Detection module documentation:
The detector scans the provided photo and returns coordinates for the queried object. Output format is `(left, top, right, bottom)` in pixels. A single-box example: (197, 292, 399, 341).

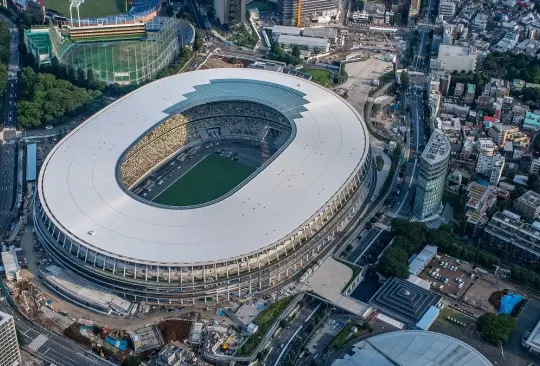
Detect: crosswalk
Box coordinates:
(27, 334, 48, 351)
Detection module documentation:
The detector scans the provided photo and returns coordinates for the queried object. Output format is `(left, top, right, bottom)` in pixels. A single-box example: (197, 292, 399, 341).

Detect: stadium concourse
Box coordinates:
(34, 69, 374, 311)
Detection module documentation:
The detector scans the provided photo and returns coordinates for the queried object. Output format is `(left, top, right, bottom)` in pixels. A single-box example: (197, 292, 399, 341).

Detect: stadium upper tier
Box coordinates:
(35, 69, 372, 304)
(120, 101, 293, 187)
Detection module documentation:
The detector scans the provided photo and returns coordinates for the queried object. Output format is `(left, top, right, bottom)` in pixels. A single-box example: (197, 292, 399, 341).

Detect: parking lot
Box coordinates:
(420, 255, 475, 298)
(419, 255, 528, 316)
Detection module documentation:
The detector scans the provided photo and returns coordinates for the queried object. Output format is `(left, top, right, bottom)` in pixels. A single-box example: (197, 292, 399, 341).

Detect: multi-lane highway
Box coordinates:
(0, 14, 20, 238)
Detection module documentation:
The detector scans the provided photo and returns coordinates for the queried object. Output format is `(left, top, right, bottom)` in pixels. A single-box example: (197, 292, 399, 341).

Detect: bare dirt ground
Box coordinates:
(200, 56, 244, 69)
(160, 320, 192, 342)
(337, 58, 393, 115)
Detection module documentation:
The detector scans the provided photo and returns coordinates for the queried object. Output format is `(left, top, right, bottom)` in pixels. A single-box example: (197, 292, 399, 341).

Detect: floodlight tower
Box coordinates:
(69, 0, 85, 26)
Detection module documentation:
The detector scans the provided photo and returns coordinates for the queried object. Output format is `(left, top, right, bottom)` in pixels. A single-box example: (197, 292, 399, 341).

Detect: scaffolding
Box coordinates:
(50, 17, 181, 84)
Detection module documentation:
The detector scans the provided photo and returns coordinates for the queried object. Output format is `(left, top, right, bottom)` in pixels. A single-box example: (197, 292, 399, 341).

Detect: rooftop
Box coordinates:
(332, 331, 492, 366)
(278, 34, 330, 47)
(1, 249, 19, 277)
(517, 190, 540, 207)
(438, 44, 474, 57)
(421, 129, 451, 165)
(38, 69, 369, 265)
(302, 27, 337, 39)
(270, 25, 302, 36)
(369, 277, 441, 325)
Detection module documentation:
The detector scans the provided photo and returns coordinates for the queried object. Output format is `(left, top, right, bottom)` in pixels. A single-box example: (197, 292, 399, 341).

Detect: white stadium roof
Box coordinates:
(333, 331, 492, 366)
(38, 68, 369, 265)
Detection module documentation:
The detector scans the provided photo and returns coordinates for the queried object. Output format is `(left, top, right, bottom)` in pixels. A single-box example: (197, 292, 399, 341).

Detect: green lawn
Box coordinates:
(303, 69, 333, 86)
(44, 0, 125, 18)
(153, 153, 255, 206)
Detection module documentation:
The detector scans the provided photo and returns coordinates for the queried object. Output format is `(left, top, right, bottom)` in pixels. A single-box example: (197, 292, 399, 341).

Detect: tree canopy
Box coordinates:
(121, 356, 141, 366)
(477, 313, 516, 345)
(377, 219, 499, 278)
(16, 67, 102, 129)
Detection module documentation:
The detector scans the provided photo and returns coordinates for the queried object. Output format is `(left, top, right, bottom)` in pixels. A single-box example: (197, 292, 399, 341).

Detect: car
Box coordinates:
(45, 125, 53, 130)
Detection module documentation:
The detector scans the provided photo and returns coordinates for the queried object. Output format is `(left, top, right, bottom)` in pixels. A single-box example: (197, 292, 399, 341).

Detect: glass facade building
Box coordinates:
(413, 130, 451, 220)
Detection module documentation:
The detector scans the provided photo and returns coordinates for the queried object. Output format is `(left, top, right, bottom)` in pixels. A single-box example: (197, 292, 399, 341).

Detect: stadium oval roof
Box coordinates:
(333, 331, 492, 366)
(38, 68, 370, 265)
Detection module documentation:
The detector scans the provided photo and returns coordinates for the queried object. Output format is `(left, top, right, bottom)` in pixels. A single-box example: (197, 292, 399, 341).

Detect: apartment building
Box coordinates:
(464, 182, 498, 237)
(488, 124, 520, 147)
(475, 138, 496, 175)
(490, 154, 505, 186)
(0, 311, 21, 366)
(483, 210, 540, 265)
(514, 190, 540, 220)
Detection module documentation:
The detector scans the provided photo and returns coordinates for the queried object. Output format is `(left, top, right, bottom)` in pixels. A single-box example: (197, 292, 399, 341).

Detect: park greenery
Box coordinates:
(269, 41, 302, 66)
(476, 313, 516, 345)
(377, 219, 500, 278)
(303, 68, 333, 86)
(236, 296, 294, 356)
(16, 67, 102, 128)
(483, 52, 540, 83)
(510, 266, 540, 291)
(121, 355, 141, 366)
(229, 24, 258, 48)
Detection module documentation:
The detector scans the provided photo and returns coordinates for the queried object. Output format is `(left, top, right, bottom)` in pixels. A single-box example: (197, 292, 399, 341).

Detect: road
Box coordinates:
(0, 13, 19, 238)
(0, 299, 114, 366)
(264, 300, 320, 366)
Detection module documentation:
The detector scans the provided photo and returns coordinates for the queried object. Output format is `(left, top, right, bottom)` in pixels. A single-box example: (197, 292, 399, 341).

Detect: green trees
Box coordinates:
(377, 219, 500, 278)
(477, 313, 516, 345)
(510, 266, 540, 290)
(269, 42, 302, 66)
(377, 246, 409, 278)
(121, 356, 141, 366)
(16, 67, 102, 128)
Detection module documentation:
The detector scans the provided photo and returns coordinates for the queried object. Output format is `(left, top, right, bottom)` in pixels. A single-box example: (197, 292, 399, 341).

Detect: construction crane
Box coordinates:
(222, 335, 233, 350)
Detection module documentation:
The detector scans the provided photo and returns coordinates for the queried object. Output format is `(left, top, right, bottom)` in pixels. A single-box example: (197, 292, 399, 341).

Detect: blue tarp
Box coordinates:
(498, 293, 523, 314)
(105, 336, 128, 351)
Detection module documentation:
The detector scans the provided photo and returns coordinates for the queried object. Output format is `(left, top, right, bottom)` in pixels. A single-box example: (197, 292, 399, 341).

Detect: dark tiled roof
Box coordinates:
(369, 277, 441, 325)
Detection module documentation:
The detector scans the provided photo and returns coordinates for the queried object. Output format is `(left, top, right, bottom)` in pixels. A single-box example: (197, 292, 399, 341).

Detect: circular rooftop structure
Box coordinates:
(34, 68, 373, 304)
(332, 331, 492, 366)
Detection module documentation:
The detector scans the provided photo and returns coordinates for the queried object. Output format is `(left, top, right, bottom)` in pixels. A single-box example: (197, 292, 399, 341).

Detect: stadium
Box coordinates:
(25, 0, 195, 84)
(34, 69, 374, 306)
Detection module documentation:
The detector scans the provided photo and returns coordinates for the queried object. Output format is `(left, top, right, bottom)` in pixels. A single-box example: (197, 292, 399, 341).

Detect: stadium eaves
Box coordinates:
(34, 69, 374, 305)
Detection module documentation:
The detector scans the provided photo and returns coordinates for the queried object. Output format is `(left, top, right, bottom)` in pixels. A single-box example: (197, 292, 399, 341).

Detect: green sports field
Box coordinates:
(153, 154, 256, 206)
(44, 0, 127, 18)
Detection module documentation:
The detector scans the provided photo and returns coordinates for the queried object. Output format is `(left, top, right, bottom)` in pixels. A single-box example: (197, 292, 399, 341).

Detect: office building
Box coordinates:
(214, 0, 246, 25)
(0, 311, 21, 366)
(414, 130, 451, 220)
(514, 190, 540, 220)
(483, 210, 540, 265)
(437, 45, 477, 72)
(489, 154, 505, 186)
(280, 0, 340, 26)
